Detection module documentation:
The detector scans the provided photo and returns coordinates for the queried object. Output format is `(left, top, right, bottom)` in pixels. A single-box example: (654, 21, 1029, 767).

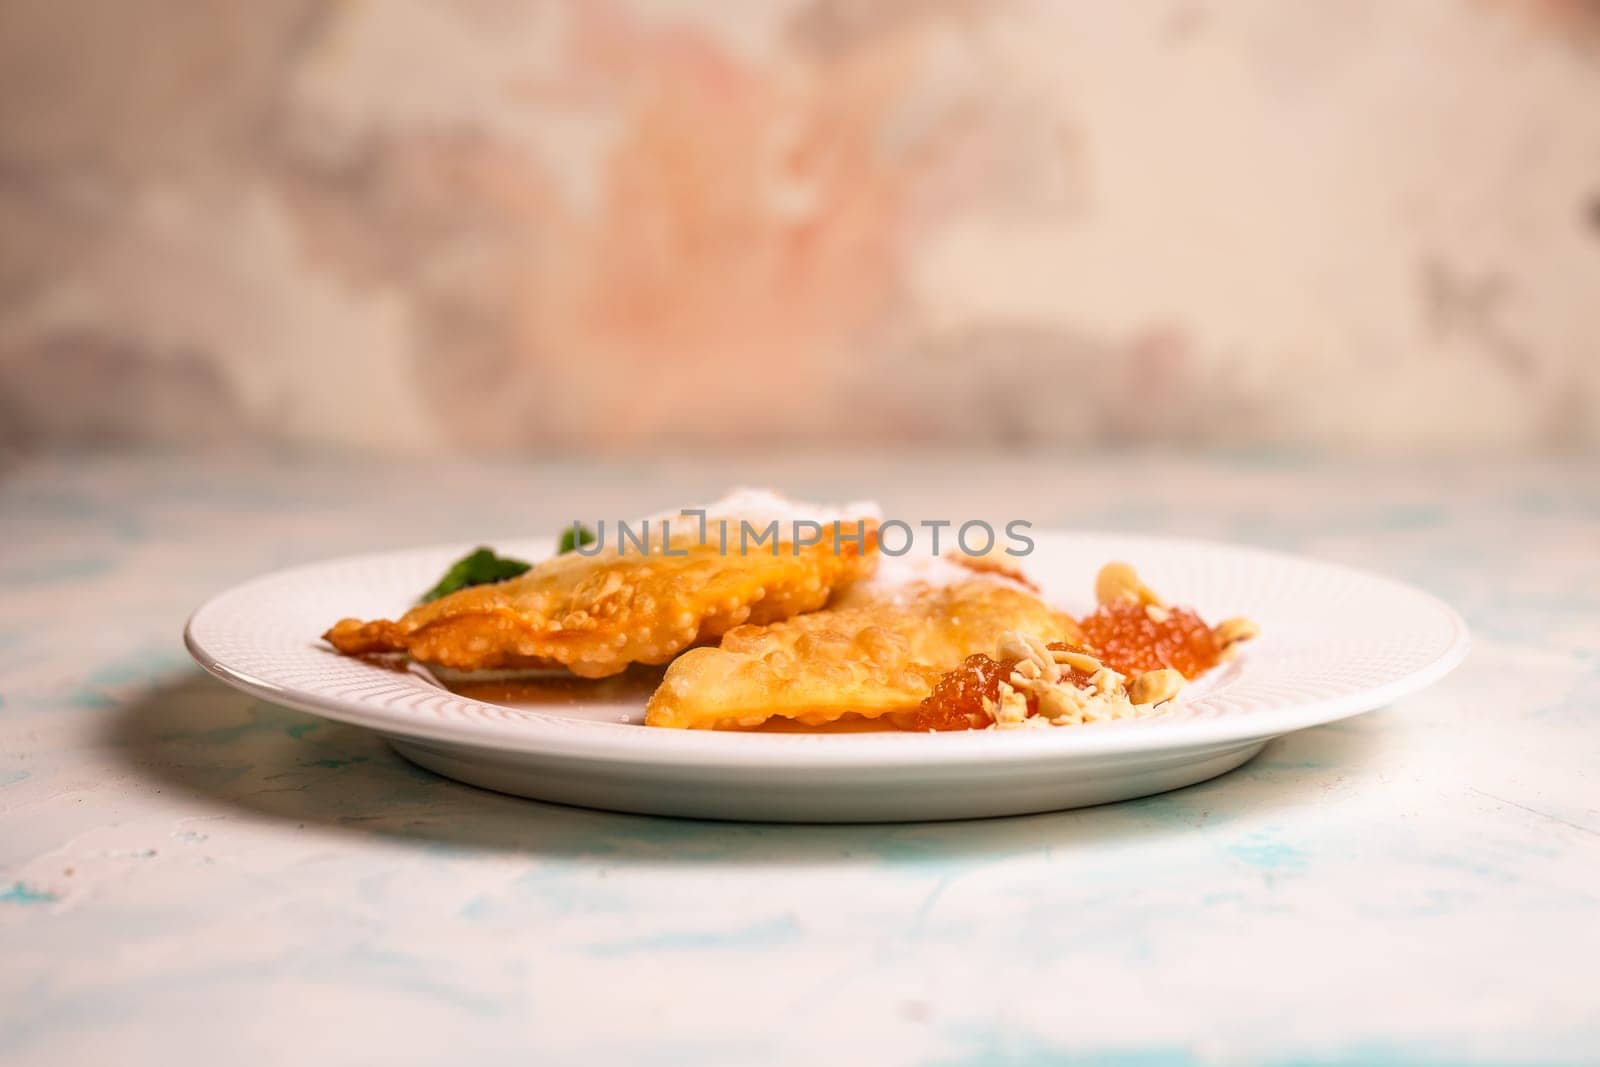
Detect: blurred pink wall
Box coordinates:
(2, 0, 1597, 452)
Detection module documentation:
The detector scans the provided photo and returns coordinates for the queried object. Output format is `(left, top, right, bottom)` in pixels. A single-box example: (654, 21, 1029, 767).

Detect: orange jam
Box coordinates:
(1077, 601, 1220, 678)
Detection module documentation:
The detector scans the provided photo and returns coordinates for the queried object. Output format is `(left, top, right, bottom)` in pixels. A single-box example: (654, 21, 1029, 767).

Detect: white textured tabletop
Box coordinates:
(2, 451, 1596, 1066)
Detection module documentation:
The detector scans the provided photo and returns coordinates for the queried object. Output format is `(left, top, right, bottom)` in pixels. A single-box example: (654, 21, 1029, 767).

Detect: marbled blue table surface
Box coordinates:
(1, 450, 1596, 1066)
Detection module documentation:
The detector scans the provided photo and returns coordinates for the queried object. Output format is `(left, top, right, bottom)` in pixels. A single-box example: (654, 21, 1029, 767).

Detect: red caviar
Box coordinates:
(1077, 601, 1220, 678)
(913, 654, 1020, 731)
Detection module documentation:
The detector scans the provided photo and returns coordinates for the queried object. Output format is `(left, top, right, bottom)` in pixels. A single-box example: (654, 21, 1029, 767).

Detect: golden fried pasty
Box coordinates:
(324, 507, 879, 678)
(644, 577, 1082, 730)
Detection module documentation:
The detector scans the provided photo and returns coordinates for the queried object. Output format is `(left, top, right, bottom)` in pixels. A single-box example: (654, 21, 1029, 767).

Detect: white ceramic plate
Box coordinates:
(184, 533, 1468, 822)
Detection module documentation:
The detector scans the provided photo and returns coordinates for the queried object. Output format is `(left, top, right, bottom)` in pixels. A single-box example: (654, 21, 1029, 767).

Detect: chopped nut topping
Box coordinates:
(981, 630, 1166, 729)
(997, 631, 1061, 683)
(1094, 561, 1166, 608)
(1128, 668, 1185, 706)
(1049, 647, 1103, 675)
(1213, 616, 1260, 649)
(991, 679, 1031, 728)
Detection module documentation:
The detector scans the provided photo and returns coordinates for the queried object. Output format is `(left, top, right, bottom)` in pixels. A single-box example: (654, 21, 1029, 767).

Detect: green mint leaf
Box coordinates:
(558, 523, 597, 554)
(419, 546, 532, 603)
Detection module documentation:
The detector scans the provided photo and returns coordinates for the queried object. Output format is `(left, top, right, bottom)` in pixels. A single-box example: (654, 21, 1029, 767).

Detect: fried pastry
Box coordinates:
(644, 573, 1082, 730)
(324, 496, 879, 678)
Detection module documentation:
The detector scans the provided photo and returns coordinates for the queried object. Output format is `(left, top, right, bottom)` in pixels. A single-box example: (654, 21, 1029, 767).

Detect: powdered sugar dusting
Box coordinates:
(850, 551, 1033, 602)
(674, 488, 881, 526)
